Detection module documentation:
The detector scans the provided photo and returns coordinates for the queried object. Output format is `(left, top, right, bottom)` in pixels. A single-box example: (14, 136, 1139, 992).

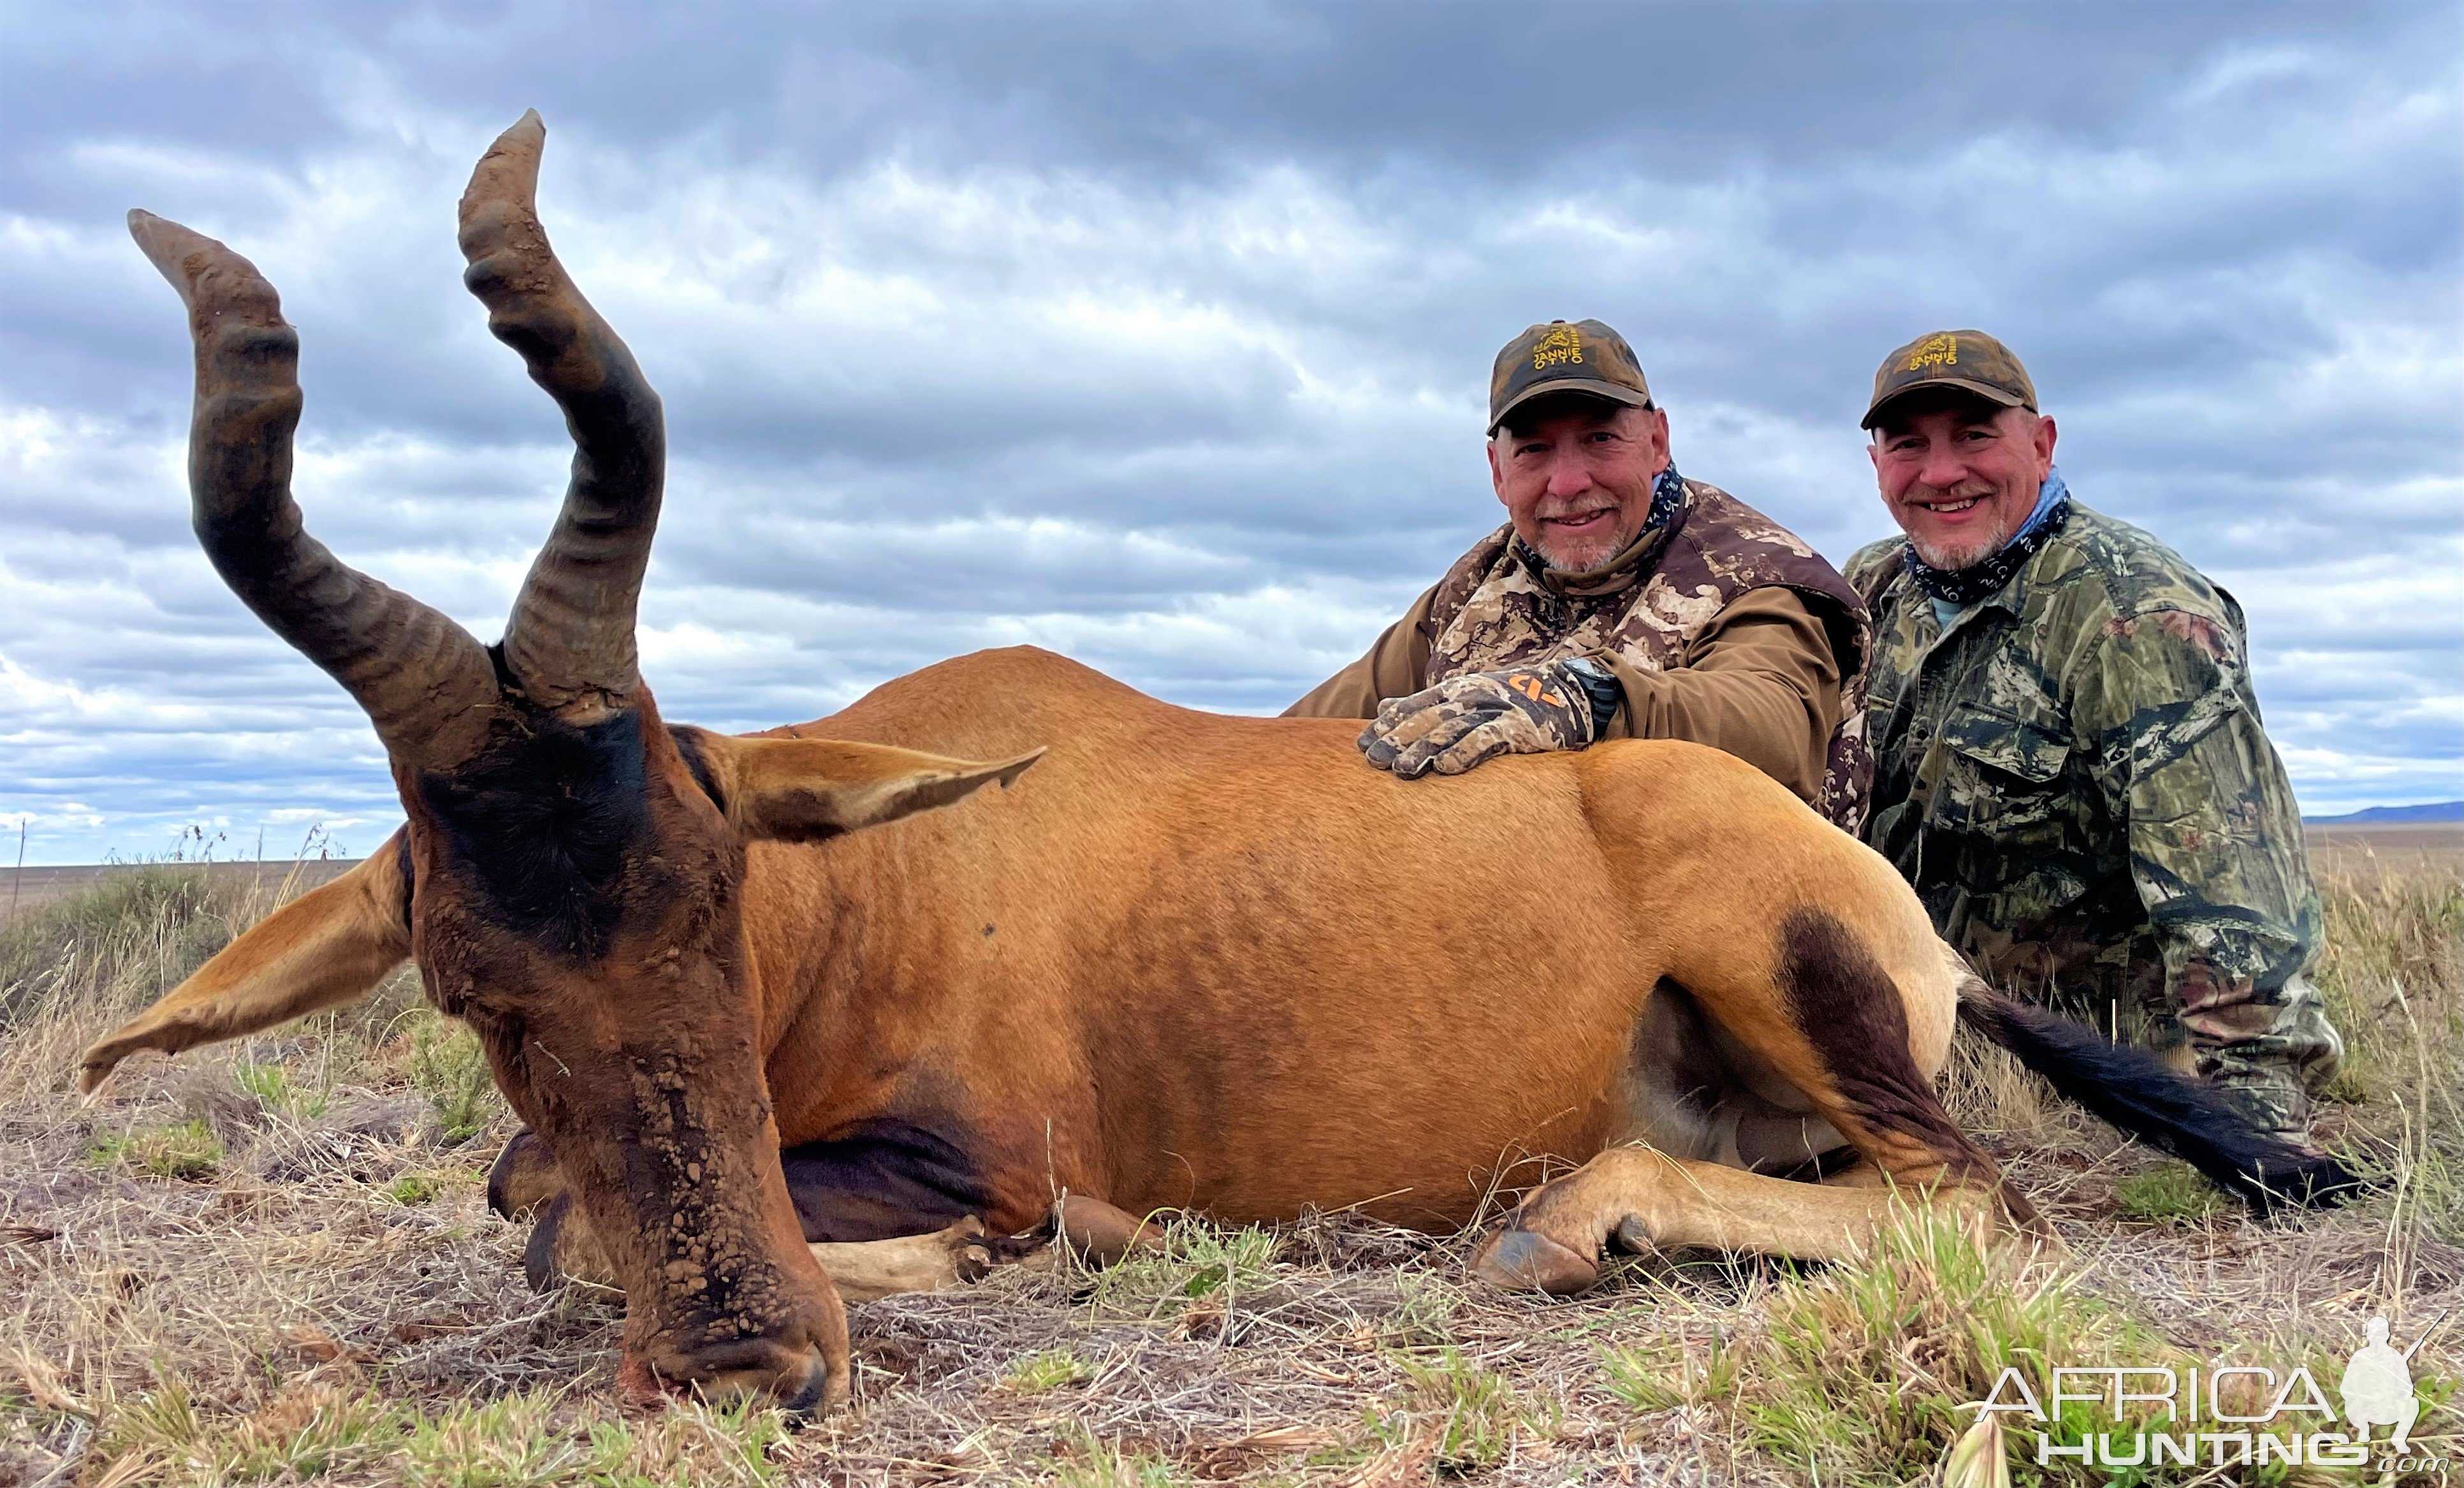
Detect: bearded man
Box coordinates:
(1287, 319, 1874, 829)
(1846, 329, 2341, 1142)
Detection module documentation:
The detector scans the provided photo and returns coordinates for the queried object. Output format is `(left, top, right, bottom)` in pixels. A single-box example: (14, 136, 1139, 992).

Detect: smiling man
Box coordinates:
(1846, 330, 2341, 1143)
(1287, 319, 1874, 829)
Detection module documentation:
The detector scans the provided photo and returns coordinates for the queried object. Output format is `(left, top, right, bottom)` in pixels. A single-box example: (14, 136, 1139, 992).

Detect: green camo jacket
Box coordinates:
(1846, 500, 2340, 1134)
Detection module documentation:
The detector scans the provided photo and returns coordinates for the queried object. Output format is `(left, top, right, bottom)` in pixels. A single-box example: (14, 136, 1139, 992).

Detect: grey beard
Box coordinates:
(1909, 509, 2022, 572)
(1534, 535, 1615, 570)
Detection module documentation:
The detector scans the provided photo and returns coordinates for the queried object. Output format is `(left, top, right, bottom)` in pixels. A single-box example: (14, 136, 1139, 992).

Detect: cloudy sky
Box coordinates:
(3, 1, 2457, 863)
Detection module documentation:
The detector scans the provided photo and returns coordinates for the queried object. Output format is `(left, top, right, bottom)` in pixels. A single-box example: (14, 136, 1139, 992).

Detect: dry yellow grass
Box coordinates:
(1, 850, 2456, 1485)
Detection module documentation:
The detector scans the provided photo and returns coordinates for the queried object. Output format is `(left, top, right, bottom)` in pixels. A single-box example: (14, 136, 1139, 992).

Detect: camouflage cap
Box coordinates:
(1489, 319, 1652, 434)
(1862, 329, 2038, 429)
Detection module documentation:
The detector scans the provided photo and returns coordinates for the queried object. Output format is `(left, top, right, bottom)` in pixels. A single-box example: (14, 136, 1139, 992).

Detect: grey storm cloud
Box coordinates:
(1, 0, 2457, 859)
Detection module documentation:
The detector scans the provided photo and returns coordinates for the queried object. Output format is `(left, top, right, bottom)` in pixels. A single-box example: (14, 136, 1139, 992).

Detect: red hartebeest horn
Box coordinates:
(125, 210, 499, 772)
(457, 110, 664, 713)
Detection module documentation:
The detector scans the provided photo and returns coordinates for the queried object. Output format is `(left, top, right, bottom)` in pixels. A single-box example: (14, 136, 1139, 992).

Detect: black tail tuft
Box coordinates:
(1955, 984, 2371, 1216)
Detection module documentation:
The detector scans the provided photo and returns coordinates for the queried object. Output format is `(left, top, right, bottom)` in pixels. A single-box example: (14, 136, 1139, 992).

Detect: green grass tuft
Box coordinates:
(1373, 1345, 1547, 1472)
(1603, 1331, 1738, 1413)
(384, 1171, 445, 1205)
(235, 1056, 331, 1120)
(405, 1009, 500, 1144)
(90, 1118, 222, 1180)
(1735, 1204, 2183, 1487)
(1086, 1216, 1278, 1317)
(1002, 1346, 1095, 1392)
(2113, 1161, 2223, 1223)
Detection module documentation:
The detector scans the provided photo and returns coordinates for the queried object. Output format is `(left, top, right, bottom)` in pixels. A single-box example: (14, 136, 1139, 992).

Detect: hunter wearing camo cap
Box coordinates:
(1846, 328, 2342, 1142)
(1287, 318, 1875, 830)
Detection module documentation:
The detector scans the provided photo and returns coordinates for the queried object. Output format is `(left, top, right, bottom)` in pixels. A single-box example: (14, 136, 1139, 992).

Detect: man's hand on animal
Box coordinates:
(1357, 657, 1617, 777)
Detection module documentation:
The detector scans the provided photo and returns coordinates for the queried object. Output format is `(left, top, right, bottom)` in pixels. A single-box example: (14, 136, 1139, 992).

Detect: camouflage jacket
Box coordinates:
(1425, 481, 1874, 830)
(1846, 500, 2336, 1102)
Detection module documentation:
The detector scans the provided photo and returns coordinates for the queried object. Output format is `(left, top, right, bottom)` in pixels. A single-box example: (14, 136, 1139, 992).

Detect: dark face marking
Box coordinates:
(1775, 908, 2033, 1223)
(414, 707, 652, 958)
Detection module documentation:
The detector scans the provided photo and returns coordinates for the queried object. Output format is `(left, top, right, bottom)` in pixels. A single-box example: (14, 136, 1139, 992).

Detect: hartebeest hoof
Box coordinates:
(1471, 1225, 1600, 1295)
(524, 1192, 619, 1292)
(486, 1129, 563, 1222)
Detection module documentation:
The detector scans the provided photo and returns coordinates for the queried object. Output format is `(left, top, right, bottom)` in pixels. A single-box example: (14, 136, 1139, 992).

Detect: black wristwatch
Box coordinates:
(1559, 657, 1623, 735)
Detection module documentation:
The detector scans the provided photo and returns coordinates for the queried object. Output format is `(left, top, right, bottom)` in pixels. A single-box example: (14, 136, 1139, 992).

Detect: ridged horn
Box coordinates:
(126, 210, 499, 772)
(458, 110, 664, 711)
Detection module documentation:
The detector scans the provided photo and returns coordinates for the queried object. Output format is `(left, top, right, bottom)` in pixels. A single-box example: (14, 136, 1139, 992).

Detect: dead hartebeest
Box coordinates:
(88, 113, 2358, 1410)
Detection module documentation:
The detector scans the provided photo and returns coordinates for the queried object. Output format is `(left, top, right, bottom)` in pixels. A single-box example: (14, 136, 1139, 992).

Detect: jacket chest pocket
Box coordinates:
(1928, 697, 2074, 837)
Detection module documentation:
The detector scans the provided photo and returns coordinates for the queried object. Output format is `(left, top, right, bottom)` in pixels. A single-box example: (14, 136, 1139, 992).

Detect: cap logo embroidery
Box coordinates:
(1532, 325, 1584, 371)
(1904, 333, 1958, 372)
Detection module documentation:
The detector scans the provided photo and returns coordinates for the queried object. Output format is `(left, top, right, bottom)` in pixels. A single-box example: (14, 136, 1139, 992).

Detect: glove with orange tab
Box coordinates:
(1357, 657, 1621, 778)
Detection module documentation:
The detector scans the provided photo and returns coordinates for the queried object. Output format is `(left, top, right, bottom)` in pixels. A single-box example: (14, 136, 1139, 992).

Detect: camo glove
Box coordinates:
(1359, 657, 1622, 779)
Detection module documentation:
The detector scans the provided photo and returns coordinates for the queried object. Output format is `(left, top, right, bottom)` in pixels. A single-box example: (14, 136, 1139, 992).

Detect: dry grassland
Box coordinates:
(1, 849, 2457, 1486)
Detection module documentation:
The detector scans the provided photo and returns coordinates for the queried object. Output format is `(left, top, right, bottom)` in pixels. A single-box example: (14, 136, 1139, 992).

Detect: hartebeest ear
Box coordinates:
(678, 731, 1043, 844)
(80, 833, 413, 1094)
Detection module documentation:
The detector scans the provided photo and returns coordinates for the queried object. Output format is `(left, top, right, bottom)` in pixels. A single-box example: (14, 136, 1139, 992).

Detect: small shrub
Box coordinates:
(91, 1118, 222, 1180)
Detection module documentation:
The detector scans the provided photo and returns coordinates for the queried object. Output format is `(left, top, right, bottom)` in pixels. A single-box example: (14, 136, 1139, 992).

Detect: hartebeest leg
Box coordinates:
(1473, 1145, 1990, 1292)
(525, 1193, 1164, 1300)
(525, 1192, 1008, 1302)
(1478, 907, 2039, 1292)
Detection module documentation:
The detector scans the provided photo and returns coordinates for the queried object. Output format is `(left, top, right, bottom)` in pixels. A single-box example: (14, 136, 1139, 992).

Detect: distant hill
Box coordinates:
(2304, 801, 2464, 826)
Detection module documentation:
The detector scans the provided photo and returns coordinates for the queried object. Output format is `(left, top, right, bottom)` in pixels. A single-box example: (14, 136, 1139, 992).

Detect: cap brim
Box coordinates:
(1861, 378, 2028, 430)
(1489, 379, 1652, 434)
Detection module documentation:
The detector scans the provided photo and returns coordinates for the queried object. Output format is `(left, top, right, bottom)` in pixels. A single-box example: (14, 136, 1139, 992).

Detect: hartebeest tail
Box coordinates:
(1954, 982, 2368, 1215)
